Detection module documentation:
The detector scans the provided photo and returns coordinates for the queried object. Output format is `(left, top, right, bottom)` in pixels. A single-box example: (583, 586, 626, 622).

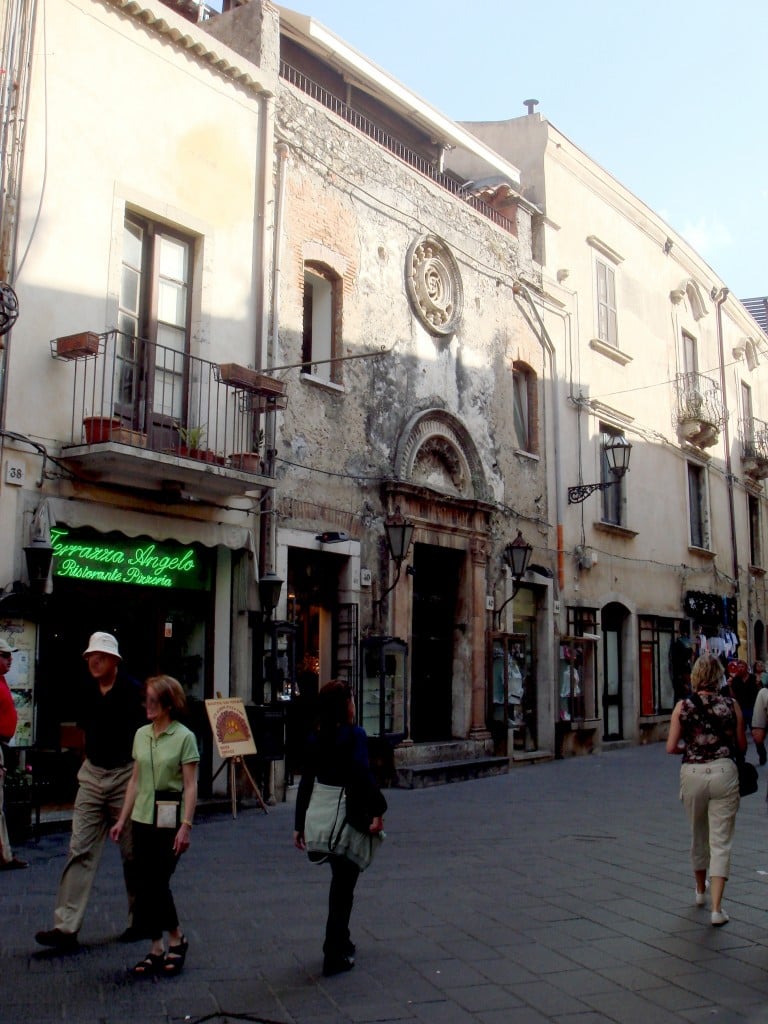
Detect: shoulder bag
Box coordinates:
(150, 737, 182, 828)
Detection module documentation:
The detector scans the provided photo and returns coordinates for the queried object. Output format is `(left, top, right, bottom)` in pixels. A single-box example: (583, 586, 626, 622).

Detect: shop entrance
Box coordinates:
(36, 577, 215, 795)
(410, 544, 462, 742)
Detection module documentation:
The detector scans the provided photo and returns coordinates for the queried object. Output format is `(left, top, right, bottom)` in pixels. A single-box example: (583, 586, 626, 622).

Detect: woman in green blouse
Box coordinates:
(111, 675, 199, 977)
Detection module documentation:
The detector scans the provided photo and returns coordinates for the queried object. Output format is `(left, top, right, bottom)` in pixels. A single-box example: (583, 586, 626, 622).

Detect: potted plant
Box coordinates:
(55, 331, 100, 359)
(83, 415, 121, 444)
(230, 429, 265, 473)
(174, 421, 218, 462)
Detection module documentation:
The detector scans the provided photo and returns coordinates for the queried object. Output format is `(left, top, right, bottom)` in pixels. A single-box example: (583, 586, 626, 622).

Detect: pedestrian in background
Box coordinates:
(110, 675, 198, 977)
(293, 680, 387, 976)
(35, 632, 144, 950)
(0, 639, 27, 870)
(749, 678, 768, 766)
(667, 653, 745, 926)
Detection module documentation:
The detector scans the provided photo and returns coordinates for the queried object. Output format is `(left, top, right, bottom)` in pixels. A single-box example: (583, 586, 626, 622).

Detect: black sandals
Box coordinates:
(129, 951, 166, 977)
(163, 936, 188, 976)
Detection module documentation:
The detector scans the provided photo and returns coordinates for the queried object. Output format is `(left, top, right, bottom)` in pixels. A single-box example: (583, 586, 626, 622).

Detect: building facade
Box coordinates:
(0, 0, 281, 794)
(4, 0, 767, 797)
(453, 110, 768, 753)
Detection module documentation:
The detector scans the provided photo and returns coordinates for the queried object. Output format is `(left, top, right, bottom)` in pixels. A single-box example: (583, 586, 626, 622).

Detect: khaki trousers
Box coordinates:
(680, 758, 739, 879)
(53, 759, 136, 936)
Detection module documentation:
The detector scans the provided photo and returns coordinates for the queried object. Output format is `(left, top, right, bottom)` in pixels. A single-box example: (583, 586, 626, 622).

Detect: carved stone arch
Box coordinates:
(394, 409, 489, 501)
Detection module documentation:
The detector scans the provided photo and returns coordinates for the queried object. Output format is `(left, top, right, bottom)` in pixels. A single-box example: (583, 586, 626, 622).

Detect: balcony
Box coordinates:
(50, 330, 287, 500)
(741, 417, 768, 480)
(279, 61, 517, 236)
(674, 372, 724, 449)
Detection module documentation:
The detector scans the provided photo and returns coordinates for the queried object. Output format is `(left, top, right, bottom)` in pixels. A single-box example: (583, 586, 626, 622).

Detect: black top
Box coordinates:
(295, 723, 387, 833)
(76, 669, 145, 769)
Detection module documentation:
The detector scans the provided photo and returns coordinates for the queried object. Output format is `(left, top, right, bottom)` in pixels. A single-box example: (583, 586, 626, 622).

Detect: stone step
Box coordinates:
(394, 755, 509, 789)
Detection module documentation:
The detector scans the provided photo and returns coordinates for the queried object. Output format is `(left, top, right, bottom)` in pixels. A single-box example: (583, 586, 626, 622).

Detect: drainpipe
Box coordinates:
(0, 0, 38, 432)
(512, 281, 565, 590)
(259, 140, 289, 578)
(713, 286, 739, 595)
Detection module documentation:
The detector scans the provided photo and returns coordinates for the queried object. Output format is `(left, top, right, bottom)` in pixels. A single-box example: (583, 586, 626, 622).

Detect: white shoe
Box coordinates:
(711, 909, 730, 927)
(695, 887, 708, 907)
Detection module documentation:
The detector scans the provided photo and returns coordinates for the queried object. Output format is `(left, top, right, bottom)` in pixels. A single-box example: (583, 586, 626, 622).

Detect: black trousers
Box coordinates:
(132, 821, 180, 941)
(324, 854, 360, 956)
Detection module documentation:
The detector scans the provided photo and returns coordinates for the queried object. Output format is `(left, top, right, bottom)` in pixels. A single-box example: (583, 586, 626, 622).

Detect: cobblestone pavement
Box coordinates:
(5, 743, 768, 1023)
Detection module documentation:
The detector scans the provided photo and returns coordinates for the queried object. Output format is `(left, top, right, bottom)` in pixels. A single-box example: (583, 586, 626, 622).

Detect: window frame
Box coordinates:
(686, 461, 710, 550)
(118, 212, 195, 440)
(749, 492, 762, 568)
(302, 261, 342, 385)
(595, 258, 618, 347)
(639, 616, 680, 715)
(599, 422, 627, 526)
(512, 360, 538, 454)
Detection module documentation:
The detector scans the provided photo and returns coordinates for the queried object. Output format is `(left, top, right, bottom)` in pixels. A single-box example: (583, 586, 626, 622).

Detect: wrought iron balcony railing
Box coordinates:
(279, 60, 517, 236)
(741, 411, 768, 468)
(674, 372, 725, 448)
(51, 329, 280, 472)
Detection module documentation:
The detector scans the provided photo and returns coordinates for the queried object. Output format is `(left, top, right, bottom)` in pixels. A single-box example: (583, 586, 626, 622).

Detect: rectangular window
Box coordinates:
(742, 380, 754, 450)
(687, 462, 708, 549)
(682, 330, 698, 378)
(512, 362, 537, 453)
(600, 423, 626, 525)
(639, 617, 679, 715)
(749, 494, 761, 567)
(596, 259, 617, 346)
(302, 265, 340, 384)
(118, 214, 193, 440)
(562, 608, 598, 723)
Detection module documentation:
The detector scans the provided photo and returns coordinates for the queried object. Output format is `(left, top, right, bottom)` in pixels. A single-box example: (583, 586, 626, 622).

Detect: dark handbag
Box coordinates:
(737, 760, 759, 797)
(154, 789, 182, 829)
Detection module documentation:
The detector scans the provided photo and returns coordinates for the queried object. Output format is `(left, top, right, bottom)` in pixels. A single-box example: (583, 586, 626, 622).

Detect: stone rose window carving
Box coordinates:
(405, 234, 463, 336)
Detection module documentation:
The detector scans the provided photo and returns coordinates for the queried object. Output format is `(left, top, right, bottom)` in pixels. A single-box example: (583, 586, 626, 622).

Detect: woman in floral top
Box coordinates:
(667, 653, 746, 927)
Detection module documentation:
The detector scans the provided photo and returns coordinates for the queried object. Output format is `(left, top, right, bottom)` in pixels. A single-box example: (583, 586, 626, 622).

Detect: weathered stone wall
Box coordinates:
(275, 83, 551, 595)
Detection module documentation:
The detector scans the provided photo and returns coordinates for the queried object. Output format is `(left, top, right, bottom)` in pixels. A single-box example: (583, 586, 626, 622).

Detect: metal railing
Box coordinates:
(741, 416, 768, 462)
(56, 330, 263, 468)
(279, 61, 517, 236)
(674, 371, 725, 429)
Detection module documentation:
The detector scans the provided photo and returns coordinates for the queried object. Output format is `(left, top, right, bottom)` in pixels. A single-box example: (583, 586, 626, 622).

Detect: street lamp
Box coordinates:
(375, 506, 415, 610)
(493, 530, 533, 629)
(258, 571, 283, 619)
(24, 537, 54, 594)
(568, 435, 632, 504)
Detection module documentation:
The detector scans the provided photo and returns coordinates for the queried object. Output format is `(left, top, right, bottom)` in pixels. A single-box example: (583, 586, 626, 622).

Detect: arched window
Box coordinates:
(302, 262, 342, 384)
(512, 361, 538, 453)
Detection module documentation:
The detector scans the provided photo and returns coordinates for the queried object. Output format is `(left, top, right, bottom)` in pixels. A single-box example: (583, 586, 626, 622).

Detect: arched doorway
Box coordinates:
(602, 602, 629, 741)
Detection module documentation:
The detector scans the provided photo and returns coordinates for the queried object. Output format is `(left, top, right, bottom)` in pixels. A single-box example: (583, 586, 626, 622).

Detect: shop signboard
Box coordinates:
(50, 527, 210, 591)
(0, 618, 35, 746)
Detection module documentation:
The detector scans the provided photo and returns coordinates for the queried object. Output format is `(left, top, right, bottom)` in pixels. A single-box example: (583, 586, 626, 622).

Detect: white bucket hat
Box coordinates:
(82, 631, 121, 660)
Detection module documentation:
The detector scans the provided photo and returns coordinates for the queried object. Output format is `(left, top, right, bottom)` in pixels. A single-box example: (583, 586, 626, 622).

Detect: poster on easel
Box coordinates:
(205, 698, 257, 759)
(0, 618, 35, 747)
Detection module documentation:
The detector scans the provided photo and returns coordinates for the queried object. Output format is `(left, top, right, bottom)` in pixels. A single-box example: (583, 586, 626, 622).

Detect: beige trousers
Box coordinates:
(680, 758, 739, 878)
(52, 759, 135, 936)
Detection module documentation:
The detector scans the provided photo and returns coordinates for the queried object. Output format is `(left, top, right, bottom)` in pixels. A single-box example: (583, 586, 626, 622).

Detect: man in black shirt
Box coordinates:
(35, 632, 144, 950)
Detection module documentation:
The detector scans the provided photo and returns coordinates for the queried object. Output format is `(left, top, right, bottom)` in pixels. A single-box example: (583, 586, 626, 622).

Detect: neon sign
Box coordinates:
(51, 528, 209, 590)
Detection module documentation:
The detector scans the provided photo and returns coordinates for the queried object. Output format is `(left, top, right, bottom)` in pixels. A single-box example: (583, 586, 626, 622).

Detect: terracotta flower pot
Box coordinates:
(83, 416, 120, 444)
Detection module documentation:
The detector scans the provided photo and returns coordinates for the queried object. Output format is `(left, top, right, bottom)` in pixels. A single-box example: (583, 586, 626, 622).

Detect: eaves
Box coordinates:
(106, 0, 277, 97)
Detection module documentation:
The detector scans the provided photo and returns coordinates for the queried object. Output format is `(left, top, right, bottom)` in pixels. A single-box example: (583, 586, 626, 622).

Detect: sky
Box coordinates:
(263, 0, 768, 299)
